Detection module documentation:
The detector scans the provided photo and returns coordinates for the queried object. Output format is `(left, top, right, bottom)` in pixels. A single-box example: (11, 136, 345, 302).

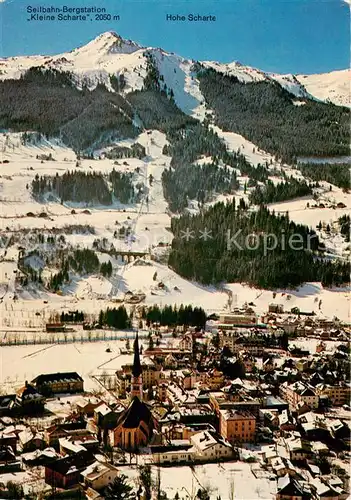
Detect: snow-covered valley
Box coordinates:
(0, 30, 350, 391)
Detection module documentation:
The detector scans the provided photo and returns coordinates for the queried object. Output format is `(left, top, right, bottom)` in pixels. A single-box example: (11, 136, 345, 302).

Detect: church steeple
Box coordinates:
(132, 333, 142, 378)
(130, 333, 143, 400)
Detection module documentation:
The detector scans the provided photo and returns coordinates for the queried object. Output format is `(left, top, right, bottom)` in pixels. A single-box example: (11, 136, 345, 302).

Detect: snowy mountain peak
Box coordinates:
(73, 31, 143, 58)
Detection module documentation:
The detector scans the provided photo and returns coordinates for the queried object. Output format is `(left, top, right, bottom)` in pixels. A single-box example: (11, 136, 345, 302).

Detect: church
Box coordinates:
(111, 334, 157, 450)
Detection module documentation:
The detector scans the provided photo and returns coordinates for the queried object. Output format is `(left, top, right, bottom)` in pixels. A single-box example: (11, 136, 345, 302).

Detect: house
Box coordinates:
(179, 333, 193, 351)
(276, 474, 311, 500)
(179, 370, 197, 390)
(218, 312, 257, 326)
(263, 356, 275, 373)
(31, 372, 84, 396)
(164, 354, 178, 369)
(0, 446, 19, 468)
(220, 333, 265, 356)
(16, 382, 45, 413)
(81, 460, 119, 491)
(94, 403, 120, 430)
(22, 448, 58, 467)
(264, 396, 289, 413)
(45, 450, 93, 489)
(190, 431, 233, 461)
(280, 382, 319, 410)
(278, 410, 296, 433)
(75, 398, 103, 418)
(0, 395, 16, 416)
(219, 409, 256, 444)
(110, 396, 156, 450)
(241, 354, 256, 373)
(0, 430, 18, 453)
(271, 457, 297, 478)
(295, 359, 310, 372)
(46, 322, 66, 333)
(205, 369, 224, 390)
(18, 428, 46, 452)
(269, 303, 284, 314)
(260, 409, 280, 429)
(315, 383, 351, 406)
(150, 441, 195, 465)
(59, 434, 99, 456)
(285, 437, 313, 462)
(44, 422, 88, 447)
(157, 382, 168, 402)
(310, 478, 346, 500)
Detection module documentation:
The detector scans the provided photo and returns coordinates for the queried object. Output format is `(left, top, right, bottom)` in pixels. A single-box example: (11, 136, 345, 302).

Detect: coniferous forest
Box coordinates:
(163, 162, 239, 212)
(197, 68, 350, 163)
(168, 201, 349, 288)
(298, 162, 351, 191)
(161, 124, 268, 212)
(141, 304, 207, 328)
(31, 170, 135, 205)
(249, 179, 313, 205)
(339, 215, 350, 242)
(0, 68, 139, 151)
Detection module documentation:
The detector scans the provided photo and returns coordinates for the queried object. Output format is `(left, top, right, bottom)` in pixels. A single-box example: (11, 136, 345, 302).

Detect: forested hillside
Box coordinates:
(106, 142, 146, 160)
(162, 124, 270, 212)
(162, 162, 239, 212)
(31, 170, 135, 205)
(249, 179, 313, 205)
(298, 162, 350, 190)
(127, 89, 195, 132)
(198, 68, 350, 163)
(0, 68, 138, 151)
(168, 201, 349, 288)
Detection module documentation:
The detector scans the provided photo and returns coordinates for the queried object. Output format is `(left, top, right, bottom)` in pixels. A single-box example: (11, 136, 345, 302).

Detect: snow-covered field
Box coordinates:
(122, 461, 276, 500)
(0, 340, 135, 393)
(225, 282, 350, 323)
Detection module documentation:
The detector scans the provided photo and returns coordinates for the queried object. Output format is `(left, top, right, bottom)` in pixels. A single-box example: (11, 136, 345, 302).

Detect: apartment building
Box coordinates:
(280, 382, 319, 410)
(315, 383, 351, 406)
(219, 409, 256, 444)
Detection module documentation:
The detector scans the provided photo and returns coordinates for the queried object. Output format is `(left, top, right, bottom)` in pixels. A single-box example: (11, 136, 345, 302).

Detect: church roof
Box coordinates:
(117, 397, 153, 429)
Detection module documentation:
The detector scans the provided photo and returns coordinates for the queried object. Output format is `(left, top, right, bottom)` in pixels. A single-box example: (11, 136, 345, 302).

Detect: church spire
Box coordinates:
(132, 333, 142, 378)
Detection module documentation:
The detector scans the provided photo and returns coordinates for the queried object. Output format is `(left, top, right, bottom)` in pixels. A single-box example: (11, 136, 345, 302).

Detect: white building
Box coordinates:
(81, 461, 119, 491)
(190, 431, 233, 461)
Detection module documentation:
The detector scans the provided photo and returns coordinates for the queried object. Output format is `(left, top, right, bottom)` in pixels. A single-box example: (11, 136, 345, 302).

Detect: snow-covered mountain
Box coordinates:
(0, 31, 349, 109)
(295, 69, 350, 108)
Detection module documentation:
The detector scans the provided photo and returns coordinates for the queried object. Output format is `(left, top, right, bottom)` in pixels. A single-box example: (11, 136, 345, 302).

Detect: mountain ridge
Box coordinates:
(0, 31, 349, 108)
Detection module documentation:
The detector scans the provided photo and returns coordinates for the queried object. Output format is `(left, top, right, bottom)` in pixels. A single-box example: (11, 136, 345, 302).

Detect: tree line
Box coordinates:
(141, 304, 207, 328)
(32, 169, 136, 205)
(298, 162, 350, 191)
(106, 142, 146, 160)
(249, 178, 312, 205)
(47, 250, 111, 291)
(98, 306, 131, 329)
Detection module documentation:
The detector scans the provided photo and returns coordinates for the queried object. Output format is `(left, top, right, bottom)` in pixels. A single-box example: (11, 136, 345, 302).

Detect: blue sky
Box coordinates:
(1, 0, 350, 74)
